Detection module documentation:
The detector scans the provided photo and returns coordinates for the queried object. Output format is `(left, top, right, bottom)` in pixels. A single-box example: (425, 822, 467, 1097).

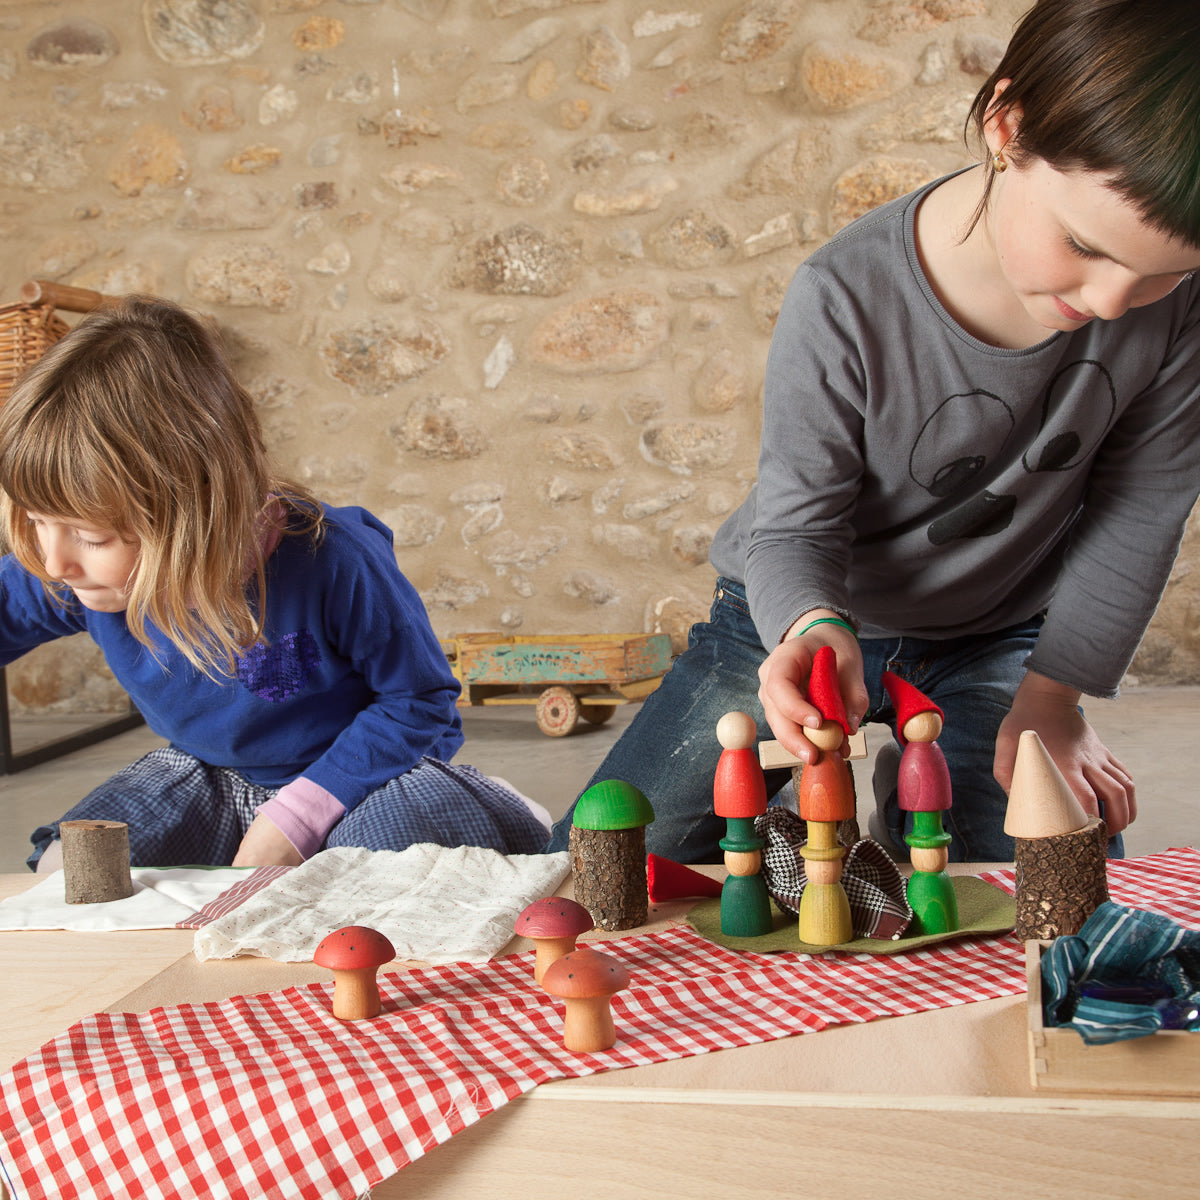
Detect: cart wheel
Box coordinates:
(581, 704, 616, 726)
(535, 686, 581, 737)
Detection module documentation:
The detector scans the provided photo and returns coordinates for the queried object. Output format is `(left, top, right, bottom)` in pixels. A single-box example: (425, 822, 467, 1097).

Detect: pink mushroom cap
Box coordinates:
(516, 896, 595, 940)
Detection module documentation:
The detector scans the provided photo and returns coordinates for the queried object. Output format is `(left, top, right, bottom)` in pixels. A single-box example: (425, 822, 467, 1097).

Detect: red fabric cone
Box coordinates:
(807, 644, 849, 734)
(881, 670, 943, 743)
(646, 853, 724, 902)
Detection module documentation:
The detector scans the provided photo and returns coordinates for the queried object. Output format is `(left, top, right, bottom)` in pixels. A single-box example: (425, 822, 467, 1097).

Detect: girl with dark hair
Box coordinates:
(548, 0, 1200, 864)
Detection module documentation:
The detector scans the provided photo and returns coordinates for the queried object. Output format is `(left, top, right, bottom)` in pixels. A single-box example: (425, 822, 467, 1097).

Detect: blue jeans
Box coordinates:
(546, 578, 1083, 864)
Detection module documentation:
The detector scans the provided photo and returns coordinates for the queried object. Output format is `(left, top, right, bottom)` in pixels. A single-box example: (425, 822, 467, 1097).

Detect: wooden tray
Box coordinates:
(1026, 939, 1200, 1096)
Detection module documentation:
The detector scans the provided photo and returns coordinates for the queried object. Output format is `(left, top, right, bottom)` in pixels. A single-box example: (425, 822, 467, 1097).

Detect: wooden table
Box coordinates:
(2, 872, 1197, 1200)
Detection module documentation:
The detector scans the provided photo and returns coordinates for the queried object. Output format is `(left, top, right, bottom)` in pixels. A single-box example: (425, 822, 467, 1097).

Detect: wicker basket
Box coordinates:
(0, 280, 106, 404)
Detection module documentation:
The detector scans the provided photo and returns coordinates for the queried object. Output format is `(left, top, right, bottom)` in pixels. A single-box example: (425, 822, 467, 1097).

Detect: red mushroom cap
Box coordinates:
(516, 896, 595, 940)
(541, 946, 630, 999)
(313, 925, 397, 971)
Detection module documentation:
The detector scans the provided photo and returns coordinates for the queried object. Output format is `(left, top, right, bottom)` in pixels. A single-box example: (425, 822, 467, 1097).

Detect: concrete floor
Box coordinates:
(1, 687, 1198, 873)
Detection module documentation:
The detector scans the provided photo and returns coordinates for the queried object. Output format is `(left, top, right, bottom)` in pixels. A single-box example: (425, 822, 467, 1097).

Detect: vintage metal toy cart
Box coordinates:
(444, 632, 672, 736)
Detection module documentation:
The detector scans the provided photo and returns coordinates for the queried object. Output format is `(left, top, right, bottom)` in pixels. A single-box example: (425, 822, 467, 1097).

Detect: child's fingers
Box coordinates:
(1082, 757, 1137, 833)
(756, 634, 864, 760)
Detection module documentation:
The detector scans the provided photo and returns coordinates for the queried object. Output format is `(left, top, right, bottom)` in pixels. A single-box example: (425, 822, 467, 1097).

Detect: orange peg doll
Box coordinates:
(795, 646, 855, 947)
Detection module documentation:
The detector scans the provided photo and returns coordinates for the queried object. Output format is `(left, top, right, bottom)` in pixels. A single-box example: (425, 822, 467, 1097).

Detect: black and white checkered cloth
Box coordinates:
(756, 807, 913, 940)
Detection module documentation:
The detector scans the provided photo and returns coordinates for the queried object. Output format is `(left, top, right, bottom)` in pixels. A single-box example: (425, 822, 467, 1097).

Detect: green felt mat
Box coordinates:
(686, 876, 1015, 955)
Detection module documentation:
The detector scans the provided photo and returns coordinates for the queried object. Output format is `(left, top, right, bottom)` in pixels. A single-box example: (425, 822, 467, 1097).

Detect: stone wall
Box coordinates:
(0, 0, 1194, 713)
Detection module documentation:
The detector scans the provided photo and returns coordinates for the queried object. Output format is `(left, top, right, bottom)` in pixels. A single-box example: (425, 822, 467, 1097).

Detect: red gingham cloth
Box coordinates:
(2, 848, 1197, 1200)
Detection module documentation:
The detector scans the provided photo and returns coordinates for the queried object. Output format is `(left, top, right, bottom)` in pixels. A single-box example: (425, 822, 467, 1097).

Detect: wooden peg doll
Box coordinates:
(713, 710, 773, 936)
(794, 646, 855, 947)
(881, 671, 958, 934)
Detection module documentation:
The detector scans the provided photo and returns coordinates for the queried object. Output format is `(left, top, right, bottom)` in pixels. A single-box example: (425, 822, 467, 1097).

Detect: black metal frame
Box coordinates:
(0, 665, 144, 774)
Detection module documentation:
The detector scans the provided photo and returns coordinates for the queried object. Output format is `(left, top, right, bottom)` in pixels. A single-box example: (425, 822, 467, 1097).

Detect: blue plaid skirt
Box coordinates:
(27, 747, 550, 869)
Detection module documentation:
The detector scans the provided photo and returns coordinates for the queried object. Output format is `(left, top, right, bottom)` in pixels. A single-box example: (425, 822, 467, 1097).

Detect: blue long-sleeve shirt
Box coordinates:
(0, 504, 463, 813)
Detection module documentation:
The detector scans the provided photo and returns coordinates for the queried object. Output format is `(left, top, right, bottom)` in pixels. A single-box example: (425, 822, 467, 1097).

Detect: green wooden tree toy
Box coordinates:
(882, 671, 959, 935)
(713, 710, 773, 937)
(569, 779, 655, 930)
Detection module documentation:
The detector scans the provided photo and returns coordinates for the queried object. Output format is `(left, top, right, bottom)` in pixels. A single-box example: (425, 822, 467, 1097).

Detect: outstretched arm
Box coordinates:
(232, 813, 305, 868)
(994, 669, 1136, 834)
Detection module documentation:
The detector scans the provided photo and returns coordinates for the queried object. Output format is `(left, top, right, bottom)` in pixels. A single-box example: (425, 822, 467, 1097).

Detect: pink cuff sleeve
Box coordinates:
(256, 778, 346, 861)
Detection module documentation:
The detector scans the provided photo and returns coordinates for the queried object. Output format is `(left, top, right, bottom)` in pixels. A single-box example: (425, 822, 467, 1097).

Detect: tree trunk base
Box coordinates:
(61, 819, 134, 904)
(1013, 816, 1108, 940)
(570, 825, 647, 930)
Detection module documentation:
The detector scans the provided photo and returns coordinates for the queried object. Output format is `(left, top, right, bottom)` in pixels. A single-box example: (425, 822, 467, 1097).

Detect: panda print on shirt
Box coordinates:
(908, 360, 1118, 545)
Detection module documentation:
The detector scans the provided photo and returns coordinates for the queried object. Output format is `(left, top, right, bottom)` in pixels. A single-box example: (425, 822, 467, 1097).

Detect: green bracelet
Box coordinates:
(792, 616, 859, 641)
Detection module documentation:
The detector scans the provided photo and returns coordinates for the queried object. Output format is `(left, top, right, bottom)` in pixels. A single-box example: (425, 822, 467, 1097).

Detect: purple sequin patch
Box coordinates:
(237, 630, 321, 703)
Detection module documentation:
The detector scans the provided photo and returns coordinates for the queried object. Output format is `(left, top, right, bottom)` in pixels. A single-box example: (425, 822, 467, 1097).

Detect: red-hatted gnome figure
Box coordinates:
(713, 711, 773, 937)
(795, 646, 856, 947)
(881, 671, 959, 934)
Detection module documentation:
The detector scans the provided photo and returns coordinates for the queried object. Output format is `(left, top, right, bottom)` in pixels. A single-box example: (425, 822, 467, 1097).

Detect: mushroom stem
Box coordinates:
(562, 995, 617, 1053)
(331, 966, 383, 1020)
(533, 935, 578, 985)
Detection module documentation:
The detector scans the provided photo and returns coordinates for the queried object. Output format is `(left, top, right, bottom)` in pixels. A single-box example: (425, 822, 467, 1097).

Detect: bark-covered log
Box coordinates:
(61, 819, 134, 904)
(1013, 816, 1108, 940)
(570, 824, 647, 930)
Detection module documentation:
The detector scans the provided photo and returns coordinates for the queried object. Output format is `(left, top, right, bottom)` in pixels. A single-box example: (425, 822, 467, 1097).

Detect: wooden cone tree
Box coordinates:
(1005, 730, 1108, 940)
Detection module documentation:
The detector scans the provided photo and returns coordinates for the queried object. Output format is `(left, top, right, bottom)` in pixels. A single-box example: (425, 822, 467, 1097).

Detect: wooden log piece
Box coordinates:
(1013, 816, 1109, 940)
(570, 824, 648, 930)
(60, 819, 134, 904)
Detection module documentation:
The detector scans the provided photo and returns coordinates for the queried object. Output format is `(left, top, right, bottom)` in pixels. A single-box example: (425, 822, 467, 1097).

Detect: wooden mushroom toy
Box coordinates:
(713, 710, 773, 937)
(516, 896, 595, 984)
(313, 925, 397, 1020)
(541, 945, 630, 1053)
(569, 779, 655, 930)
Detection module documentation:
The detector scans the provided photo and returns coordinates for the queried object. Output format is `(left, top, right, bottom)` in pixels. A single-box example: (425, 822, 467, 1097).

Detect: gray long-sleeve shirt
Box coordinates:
(709, 173, 1200, 698)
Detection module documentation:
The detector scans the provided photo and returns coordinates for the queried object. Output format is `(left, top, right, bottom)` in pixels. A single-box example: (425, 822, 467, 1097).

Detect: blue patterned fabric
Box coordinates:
(237, 630, 322, 703)
(1041, 901, 1200, 1044)
(27, 747, 549, 870)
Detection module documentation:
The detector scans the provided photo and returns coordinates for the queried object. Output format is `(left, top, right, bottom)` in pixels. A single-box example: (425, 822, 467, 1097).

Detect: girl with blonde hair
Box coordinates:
(1, 296, 548, 871)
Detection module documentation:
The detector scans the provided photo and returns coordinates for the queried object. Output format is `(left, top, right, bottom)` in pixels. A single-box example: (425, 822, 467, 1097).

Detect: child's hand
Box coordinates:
(994, 670, 1137, 835)
(757, 611, 867, 764)
(232, 813, 305, 868)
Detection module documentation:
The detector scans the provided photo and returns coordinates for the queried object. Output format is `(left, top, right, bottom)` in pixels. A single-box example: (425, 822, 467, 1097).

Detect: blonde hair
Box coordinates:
(0, 295, 322, 677)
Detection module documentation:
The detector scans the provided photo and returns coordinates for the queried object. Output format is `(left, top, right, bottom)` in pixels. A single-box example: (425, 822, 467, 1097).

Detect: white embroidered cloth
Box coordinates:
(192, 844, 571, 964)
(0, 867, 255, 932)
